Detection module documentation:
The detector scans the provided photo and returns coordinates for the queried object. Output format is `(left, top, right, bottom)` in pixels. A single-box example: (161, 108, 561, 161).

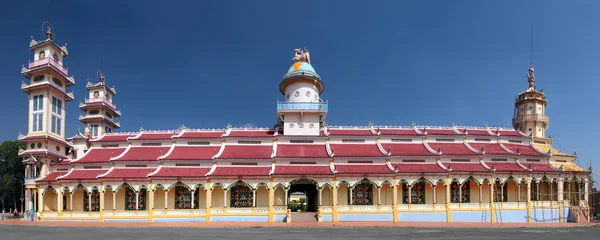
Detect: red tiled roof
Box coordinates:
(227, 129, 275, 137)
(217, 145, 272, 159)
(382, 143, 435, 156)
(525, 162, 557, 172)
(51, 159, 71, 166)
(468, 143, 511, 155)
(487, 162, 527, 172)
(132, 133, 175, 140)
(174, 131, 224, 139)
(334, 164, 394, 174)
(112, 147, 171, 161)
(58, 169, 106, 180)
(273, 165, 333, 175)
(425, 129, 457, 135)
(378, 129, 419, 136)
(98, 168, 155, 179)
(92, 134, 131, 142)
(327, 129, 373, 136)
(149, 167, 211, 178)
(502, 143, 545, 157)
(427, 143, 478, 156)
(161, 146, 219, 161)
(18, 150, 69, 160)
(444, 162, 489, 173)
(497, 130, 524, 137)
(395, 163, 447, 173)
(74, 147, 126, 163)
(466, 129, 491, 136)
(275, 144, 329, 158)
(329, 144, 385, 158)
(37, 172, 63, 182)
(209, 166, 271, 176)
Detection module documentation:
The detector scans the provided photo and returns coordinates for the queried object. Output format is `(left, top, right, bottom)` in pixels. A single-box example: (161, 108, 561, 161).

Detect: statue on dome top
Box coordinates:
(292, 48, 311, 64)
(527, 64, 535, 89)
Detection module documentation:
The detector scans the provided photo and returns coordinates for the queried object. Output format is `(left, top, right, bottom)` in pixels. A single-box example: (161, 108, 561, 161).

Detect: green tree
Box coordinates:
(0, 140, 25, 212)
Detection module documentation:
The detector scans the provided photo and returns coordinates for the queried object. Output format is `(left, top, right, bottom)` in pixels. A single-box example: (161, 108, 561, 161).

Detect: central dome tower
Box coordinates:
(276, 48, 328, 136)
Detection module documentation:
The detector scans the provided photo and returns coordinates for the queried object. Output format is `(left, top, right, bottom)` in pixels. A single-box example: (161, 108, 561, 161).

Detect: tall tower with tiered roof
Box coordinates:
(19, 25, 74, 211)
(276, 48, 327, 136)
(512, 64, 551, 144)
(79, 71, 121, 138)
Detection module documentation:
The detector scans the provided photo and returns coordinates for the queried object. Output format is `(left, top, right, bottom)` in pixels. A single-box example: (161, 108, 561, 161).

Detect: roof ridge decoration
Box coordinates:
(514, 159, 528, 171)
(271, 142, 277, 159)
(158, 145, 177, 160)
(147, 165, 162, 177)
(205, 164, 217, 176)
(325, 141, 335, 157)
(323, 126, 331, 137)
(329, 162, 337, 174)
(463, 141, 485, 155)
(109, 145, 131, 161)
(376, 141, 391, 157)
(369, 124, 379, 135)
(437, 159, 451, 172)
(70, 146, 96, 163)
(386, 162, 398, 173)
(55, 168, 75, 180)
(414, 126, 425, 135)
(480, 159, 493, 172)
(96, 166, 114, 178)
(423, 141, 442, 155)
(172, 129, 186, 139)
(499, 142, 518, 155)
(223, 128, 232, 137)
(212, 143, 226, 159)
(530, 142, 552, 157)
(450, 125, 462, 134)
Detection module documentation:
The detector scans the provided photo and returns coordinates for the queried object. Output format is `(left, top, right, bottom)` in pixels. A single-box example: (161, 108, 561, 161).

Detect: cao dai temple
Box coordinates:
(18, 26, 592, 223)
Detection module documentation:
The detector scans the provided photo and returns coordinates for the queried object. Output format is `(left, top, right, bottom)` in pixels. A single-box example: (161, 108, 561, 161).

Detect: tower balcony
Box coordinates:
(26, 58, 69, 78)
(277, 101, 328, 112)
(79, 114, 121, 128)
(512, 114, 549, 124)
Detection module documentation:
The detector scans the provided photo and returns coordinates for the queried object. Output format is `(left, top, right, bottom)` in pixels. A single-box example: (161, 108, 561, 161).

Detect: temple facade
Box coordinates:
(18, 26, 591, 223)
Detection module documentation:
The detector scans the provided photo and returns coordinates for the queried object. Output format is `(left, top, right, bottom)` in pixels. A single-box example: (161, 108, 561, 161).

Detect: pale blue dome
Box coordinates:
(287, 61, 317, 74)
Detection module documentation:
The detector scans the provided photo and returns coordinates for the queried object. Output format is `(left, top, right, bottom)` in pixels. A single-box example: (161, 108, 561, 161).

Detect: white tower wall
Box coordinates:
(282, 112, 320, 136)
(284, 82, 320, 102)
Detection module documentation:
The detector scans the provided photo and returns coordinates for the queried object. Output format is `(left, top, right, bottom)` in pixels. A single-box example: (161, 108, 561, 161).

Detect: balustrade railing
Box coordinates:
(24, 177, 36, 185)
(28, 58, 69, 76)
(84, 97, 117, 109)
(277, 102, 328, 111)
(512, 114, 549, 123)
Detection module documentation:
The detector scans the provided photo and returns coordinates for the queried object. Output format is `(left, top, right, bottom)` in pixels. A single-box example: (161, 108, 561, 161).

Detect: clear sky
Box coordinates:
(0, 1, 598, 185)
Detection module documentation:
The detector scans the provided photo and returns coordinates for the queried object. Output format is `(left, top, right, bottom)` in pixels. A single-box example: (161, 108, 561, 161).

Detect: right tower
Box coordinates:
(512, 64, 551, 144)
(277, 48, 327, 136)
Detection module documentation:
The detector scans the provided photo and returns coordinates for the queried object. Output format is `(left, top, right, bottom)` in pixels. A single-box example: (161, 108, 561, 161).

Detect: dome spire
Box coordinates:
(45, 26, 53, 40)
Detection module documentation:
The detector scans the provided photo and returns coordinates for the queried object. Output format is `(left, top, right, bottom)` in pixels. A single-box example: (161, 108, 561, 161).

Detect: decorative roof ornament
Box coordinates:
(368, 121, 373, 128)
(98, 71, 105, 83)
(411, 121, 416, 128)
(527, 64, 535, 90)
(450, 122, 455, 127)
(45, 26, 53, 41)
(139, 127, 145, 132)
(179, 125, 187, 130)
(292, 48, 311, 64)
(226, 123, 232, 129)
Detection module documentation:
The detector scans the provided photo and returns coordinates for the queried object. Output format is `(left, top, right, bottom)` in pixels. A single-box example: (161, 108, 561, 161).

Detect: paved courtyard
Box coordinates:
(0, 224, 598, 240)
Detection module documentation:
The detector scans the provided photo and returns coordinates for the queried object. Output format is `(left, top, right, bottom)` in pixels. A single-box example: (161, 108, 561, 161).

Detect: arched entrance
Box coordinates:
(288, 178, 318, 212)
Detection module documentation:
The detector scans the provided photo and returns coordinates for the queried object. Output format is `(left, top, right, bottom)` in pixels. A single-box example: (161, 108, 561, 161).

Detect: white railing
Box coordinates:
(397, 205, 409, 210)
(90, 213, 100, 217)
(138, 211, 149, 216)
(411, 204, 434, 210)
(84, 97, 117, 110)
(28, 58, 69, 76)
(153, 210, 164, 215)
(103, 211, 113, 216)
(380, 205, 393, 211)
(274, 206, 287, 212)
(114, 211, 136, 216)
(434, 205, 446, 210)
(24, 178, 36, 185)
(226, 208, 253, 213)
(337, 205, 350, 211)
(460, 203, 481, 209)
(167, 210, 190, 215)
(512, 114, 549, 123)
(42, 212, 57, 217)
(351, 205, 379, 211)
(192, 210, 206, 214)
(71, 212, 90, 217)
(256, 208, 268, 213)
(319, 206, 332, 212)
(211, 208, 224, 213)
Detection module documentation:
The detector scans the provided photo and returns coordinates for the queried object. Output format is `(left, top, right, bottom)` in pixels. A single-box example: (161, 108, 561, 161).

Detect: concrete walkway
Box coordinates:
(0, 219, 595, 228)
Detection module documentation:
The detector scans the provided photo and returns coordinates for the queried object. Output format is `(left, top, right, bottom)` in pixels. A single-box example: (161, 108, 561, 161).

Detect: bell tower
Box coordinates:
(276, 48, 327, 136)
(512, 64, 551, 144)
(19, 25, 74, 212)
(79, 70, 121, 138)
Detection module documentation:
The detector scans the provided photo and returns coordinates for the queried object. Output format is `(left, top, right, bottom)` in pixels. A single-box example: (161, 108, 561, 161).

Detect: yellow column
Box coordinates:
(268, 178, 274, 222)
(445, 178, 451, 222)
(526, 178, 531, 223)
(57, 186, 63, 221)
(99, 187, 105, 222)
(332, 177, 338, 222)
(490, 180, 496, 223)
(38, 188, 44, 217)
(148, 182, 154, 222)
(392, 177, 398, 222)
(205, 181, 211, 223)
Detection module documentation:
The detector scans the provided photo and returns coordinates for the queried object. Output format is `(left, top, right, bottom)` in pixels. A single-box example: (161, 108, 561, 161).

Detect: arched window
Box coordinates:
(84, 188, 100, 212)
(38, 51, 45, 60)
(403, 180, 425, 204)
(351, 179, 373, 205)
(230, 182, 253, 208)
(175, 184, 192, 209)
(52, 53, 58, 61)
(450, 180, 470, 203)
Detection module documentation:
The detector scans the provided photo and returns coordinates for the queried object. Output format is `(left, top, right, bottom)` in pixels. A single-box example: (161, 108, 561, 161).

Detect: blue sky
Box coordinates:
(0, 1, 598, 185)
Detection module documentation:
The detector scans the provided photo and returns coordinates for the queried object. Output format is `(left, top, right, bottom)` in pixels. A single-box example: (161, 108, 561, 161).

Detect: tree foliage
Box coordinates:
(0, 140, 25, 212)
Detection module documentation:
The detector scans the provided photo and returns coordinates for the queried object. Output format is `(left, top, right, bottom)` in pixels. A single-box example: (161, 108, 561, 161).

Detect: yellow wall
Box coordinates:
(425, 184, 433, 204)
(103, 190, 113, 210)
(154, 188, 165, 209)
(43, 190, 58, 211)
(167, 189, 175, 209)
(72, 189, 84, 211)
(212, 187, 225, 208)
(256, 186, 268, 207)
(482, 183, 491, 203)
(380, 185, 393, 205)
(321, 187, 332, 206)
(506, 181, 518, 202)
(469, 180, 480, 203)
(435, 184, 446, 204)
(196, 189, 207, 208)
(115, 189, 125, 210)
(274, 188, 285, 205)
(337, 184, 348, 205)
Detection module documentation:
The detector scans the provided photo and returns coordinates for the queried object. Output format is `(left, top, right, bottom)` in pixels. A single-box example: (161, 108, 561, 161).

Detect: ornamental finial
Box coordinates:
(45, 26, 53, 40)
(292, 48, 311, 64)
(226, 123, 232, 129)
(368, 121, 373, 127)
(527, 64, 535, 90)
